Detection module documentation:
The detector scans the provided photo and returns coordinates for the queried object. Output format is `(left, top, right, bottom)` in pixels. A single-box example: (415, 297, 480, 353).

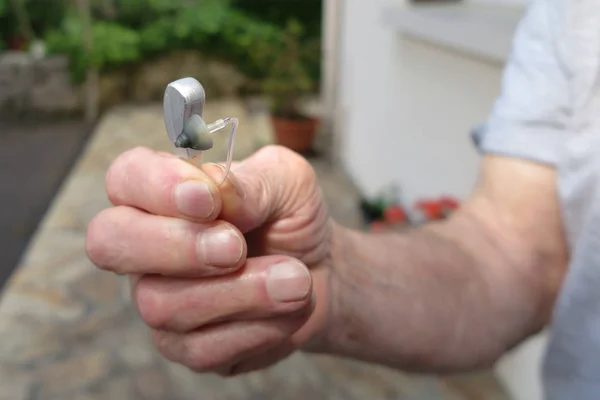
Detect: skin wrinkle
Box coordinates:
(275, 155, 319, 221)
(268, 206, 330, 261)
(244, 167, 274, 228)
(262, 147, 288, 220)
(270, 188, 326, 234)
(256, 187, 330, 266)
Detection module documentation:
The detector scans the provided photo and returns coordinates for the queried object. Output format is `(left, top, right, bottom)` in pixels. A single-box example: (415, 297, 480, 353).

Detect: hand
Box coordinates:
(86, 145, 334, 375)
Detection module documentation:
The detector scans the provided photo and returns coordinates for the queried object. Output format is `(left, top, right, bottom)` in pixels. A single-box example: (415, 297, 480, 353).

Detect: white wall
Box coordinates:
(337, 0, 501, 205)
(337, 0, 408, 199)
(496, 333, 549, 400)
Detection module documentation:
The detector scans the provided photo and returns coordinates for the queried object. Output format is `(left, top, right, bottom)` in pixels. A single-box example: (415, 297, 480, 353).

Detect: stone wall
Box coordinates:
(0, 52, 82, 117)
(0, 50, 248, 118)
(99, 51, 248, 109)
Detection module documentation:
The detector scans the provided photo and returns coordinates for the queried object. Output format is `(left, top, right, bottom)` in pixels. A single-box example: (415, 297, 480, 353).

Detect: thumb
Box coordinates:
(202, 146, 310, 233)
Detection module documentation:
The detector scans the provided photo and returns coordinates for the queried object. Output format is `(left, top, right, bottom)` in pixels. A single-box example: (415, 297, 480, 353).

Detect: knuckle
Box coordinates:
(258, 145, 301, 173)
(259, 144, 295, 159)
(185, 341, 220, 372)
(135, 278, 169, 329)
(251, 144, 314, 200)
(151, 331, 226, 373)
(126, 146, 154, 160)
(260, 145, 311, 167)
(85, 211, 112, 269)
(151, 330, 178, 362)
(85, 207, 130, 273)
(259, 145, 316, 182)
(259, 144, 286, 156)
(105, 161, 124, 205)
(105, 147, 152, 204)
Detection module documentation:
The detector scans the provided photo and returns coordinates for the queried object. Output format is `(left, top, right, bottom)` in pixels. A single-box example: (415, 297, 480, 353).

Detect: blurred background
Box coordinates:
(0, 0, 541, 399)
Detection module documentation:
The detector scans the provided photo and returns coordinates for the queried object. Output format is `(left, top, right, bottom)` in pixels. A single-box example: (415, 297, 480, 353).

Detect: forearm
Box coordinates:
(319, 210, 553, 373)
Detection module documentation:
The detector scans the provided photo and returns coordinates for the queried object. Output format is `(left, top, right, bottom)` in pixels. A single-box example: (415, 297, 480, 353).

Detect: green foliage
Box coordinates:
(1, 0, 323, 95)
(0, 0, 7, 50)
(232, 0, 322, 38)
(218, 9, 284, 79)
(45, 12, 141, 82)
(0, 0, 5, 51)
(136, 0, 233, 54)
(261, 20, 320, 118)
(0, 0, 70, 44)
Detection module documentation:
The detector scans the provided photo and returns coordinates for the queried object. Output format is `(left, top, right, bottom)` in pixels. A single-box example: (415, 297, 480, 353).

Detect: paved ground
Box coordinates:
(0, 118, 90, 289)
(0, 101, 508, 399)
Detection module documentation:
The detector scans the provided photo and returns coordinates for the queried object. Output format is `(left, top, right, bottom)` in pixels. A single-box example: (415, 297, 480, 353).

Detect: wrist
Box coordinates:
(301, 220, 356, 355)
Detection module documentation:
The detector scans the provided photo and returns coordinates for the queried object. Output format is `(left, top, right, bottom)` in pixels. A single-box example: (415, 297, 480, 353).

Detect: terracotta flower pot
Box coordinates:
(271, 115, 319, 154)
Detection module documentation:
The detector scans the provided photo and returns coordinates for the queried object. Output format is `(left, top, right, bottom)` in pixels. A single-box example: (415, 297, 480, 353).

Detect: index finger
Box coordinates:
(105, 147, 223, 221)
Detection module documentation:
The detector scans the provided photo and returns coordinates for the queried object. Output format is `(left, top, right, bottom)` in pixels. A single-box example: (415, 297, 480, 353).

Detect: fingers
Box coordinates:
(105, 147, 222, 221)
(133, 256, 314, 333)
(86, 206, 246, 277)
(138, 256, 313, 374)
(104, 145, 317, 234)
(151, 318, 307, 374)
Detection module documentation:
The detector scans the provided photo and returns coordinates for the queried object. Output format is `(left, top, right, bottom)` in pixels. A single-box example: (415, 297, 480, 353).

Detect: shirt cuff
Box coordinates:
(471, 119, 568, 166)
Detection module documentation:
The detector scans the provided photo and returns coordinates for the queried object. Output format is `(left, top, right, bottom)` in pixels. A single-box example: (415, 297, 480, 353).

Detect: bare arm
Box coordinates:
(317, 155, 568, 372)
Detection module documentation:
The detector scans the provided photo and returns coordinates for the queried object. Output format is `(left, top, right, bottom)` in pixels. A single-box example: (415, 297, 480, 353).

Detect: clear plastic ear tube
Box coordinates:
(174, 115, 239, 186)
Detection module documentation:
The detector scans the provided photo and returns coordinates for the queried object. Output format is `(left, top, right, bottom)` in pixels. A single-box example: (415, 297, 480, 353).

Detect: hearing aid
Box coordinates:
(163, 77, 238, 185)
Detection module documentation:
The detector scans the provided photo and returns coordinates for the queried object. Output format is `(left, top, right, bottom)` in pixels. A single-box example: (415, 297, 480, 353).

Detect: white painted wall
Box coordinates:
(337, 0, 500, 205)
(334, 1, 548, 400)
(496, 333, 549, 400)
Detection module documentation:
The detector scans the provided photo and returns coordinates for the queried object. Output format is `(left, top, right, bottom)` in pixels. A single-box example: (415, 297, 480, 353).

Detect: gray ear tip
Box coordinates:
(182, 114, 213, 151)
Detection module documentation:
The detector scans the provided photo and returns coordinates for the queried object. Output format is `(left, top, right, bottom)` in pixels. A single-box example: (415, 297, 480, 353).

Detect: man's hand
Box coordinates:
(87, 143, 569, 376)
(86, 145, 333, 375)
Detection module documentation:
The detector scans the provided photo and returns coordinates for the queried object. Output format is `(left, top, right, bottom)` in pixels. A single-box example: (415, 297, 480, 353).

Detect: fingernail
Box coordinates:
(266, 261, 311, 303)
(175, 181, 214, 218)
(198, 227, 243, 267)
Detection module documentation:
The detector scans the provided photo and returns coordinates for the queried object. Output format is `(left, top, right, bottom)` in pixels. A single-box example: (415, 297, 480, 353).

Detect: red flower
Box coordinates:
(416, 200, 444, 220)
(439, 196, 460, 210)
(384, 205, 407, 224)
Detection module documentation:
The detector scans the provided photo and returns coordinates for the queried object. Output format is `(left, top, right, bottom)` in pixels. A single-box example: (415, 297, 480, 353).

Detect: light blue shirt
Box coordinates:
(473, 0, 600, 398)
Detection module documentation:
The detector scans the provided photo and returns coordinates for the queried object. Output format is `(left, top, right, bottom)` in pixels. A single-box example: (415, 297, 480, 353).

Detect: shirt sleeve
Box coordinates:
(473, 0, 571, 166)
